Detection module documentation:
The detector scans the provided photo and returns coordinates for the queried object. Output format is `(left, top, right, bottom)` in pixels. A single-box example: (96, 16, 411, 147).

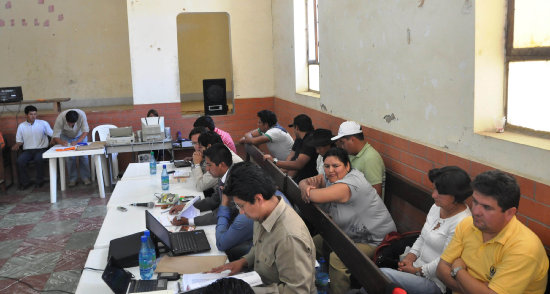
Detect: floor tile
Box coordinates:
(41, 206, 85, 222)
(64, 230, 99, 250)
(0, 240, 22, 259)
(28, 219, 78, 238)
(54, 249, 90, 272)
(0, 224, 35, 242)
(74, 216, 104, 232)
(13, 234, 71, 257)
(43, 269, 80, 293)
(0, 273, 50, 293)
(10, 202, 52, 214)
(51, 198, 90, 210)
(20, 192, 51, 203)
(0, 211, 45, 228)
(0, 252, 60, 278)
(0, 204, 15, 216)
(88, 196, 110, 206)
(82, 205, 107, 219)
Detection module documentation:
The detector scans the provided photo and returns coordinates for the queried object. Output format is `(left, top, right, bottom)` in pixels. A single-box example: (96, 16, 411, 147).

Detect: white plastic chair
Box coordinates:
(91, 124, 119, 185)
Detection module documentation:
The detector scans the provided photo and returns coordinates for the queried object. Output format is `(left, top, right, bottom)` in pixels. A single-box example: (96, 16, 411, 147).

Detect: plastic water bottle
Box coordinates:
(139, 235, 154, 280)
(161, 165, 169, 190)
(315, 257, 329, 294)
(149, 151, 157, 175)
(143, 230, 157, 270)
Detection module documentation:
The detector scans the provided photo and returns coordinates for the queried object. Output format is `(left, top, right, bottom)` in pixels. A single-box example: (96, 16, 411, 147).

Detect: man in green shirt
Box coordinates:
(332, 121, 385, 197)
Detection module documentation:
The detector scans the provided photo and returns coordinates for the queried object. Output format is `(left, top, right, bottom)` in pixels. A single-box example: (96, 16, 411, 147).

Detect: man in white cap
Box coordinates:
(332, 121, 385, 197)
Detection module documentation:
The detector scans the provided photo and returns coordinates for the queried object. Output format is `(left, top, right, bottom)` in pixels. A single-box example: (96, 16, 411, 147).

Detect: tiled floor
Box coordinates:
(0, 182, 110, 293)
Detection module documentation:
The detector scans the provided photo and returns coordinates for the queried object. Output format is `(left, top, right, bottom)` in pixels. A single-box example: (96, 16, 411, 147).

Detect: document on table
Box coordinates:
(181, 271, 263, 291)
(178, 196, 200, 219)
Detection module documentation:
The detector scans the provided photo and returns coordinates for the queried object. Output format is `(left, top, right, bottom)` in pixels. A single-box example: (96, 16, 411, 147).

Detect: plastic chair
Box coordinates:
(91, 124, 119, 185)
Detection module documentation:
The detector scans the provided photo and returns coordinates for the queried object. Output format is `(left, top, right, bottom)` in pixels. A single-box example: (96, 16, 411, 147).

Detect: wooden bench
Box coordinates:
(245, 144, 398, 293)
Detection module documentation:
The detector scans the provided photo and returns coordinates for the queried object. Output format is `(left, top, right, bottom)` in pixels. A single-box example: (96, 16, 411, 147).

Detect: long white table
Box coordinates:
(79, 162, 226, 293)
(42, 145, 106, 203)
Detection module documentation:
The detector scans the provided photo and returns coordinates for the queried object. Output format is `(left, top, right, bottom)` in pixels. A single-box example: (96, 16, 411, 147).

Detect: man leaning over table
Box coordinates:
(12, 105, 53, 189)
(52, 109, 91, 187)
(209, 161, 317, 294)
(436, 170, 548, 294)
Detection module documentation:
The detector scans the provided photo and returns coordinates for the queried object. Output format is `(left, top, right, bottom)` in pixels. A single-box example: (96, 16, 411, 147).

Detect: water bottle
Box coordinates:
(176, 131, 183, 142)
(161, 165, 169, 190)
(149, 151, 157, 175)
(139, 235, 154, 280)
(143, 230, 157, 270)
(315, 257, 329, 294)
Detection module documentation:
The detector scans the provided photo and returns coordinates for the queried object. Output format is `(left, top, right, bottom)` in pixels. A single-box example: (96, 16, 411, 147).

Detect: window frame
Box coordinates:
(306, 0, 319, 93)
(504, 0, 550, 133)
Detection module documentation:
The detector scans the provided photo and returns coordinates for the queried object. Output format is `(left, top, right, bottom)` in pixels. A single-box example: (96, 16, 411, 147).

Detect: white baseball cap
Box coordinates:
(331, 121, 362, 141)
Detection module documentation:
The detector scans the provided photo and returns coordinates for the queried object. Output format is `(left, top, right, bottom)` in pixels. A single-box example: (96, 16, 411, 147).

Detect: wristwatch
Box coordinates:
(450, 266, 463, 279)
(273, 158, 278, 165)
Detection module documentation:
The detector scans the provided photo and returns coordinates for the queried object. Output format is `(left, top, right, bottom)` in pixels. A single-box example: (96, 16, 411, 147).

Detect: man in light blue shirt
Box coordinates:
(12, 105, 53, 189)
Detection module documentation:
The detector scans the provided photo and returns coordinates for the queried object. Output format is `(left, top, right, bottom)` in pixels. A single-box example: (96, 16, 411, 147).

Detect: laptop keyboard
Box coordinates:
(173, 234, 198, 253)
(129, 279, 166, 293)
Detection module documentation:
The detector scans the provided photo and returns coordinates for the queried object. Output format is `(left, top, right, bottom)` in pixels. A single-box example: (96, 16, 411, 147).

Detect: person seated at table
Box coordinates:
(194, 115, 237, 153)
(299, 147, 396, 293)
(186, 126, 216, 192)
(52, 109, 91, 187)
(239, 109, 294, 161)
(146, 109, 158, 117)
(170, 143, 240, 226)
(12, 105, 53, 189)
(374, 166, 472, 294)
(209, 161, 317, 293)
(0, 131, 4, 150)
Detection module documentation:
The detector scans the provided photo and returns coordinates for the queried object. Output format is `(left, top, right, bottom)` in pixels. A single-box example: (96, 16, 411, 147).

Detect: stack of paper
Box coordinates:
(181, 271, 262, 291)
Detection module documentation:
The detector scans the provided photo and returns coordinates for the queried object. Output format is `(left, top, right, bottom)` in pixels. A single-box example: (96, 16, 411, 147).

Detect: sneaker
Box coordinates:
(83, 179, 92, 185)
(68, 181, 77, 187)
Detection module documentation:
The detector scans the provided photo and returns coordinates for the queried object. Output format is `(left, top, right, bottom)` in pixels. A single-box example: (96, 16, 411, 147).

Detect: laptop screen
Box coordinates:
(102, 257, 132, 294)
(145, 211, 172, 249)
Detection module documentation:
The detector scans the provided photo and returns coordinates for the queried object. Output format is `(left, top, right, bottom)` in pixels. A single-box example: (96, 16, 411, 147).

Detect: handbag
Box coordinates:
(373, 231, 420, 269)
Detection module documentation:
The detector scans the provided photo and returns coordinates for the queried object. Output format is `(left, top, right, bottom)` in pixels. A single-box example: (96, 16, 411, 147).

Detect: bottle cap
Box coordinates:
(163, 164, 167, 168)
(144, 230, 150, 237)
(141, 235, 147, 242)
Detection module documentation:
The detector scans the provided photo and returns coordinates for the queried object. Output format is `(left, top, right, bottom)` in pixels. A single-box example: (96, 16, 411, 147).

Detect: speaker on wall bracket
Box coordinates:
(203, 79, 228, 115)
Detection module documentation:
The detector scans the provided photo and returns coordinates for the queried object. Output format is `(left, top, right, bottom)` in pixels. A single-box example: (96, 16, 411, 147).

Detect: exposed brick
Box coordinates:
(415, 157, 435, 174)
(391, 136, 409, 152)
(470, 161, 493, 178)
(403, 165, 424, 186)
(408, 141, 427, 158)
(535, 182, 550, 206)
(426, 147, 447, 166)
(519, 197, 550, 225)
(447, 153, 471, 173)
(527, 221, 550, 249)
(515, 176, 535, 199)
(400, 151, 416, 167)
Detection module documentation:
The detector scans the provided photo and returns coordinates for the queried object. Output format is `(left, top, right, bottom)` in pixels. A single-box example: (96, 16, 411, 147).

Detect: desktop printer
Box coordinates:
(142, 125, 164, 142)
(106, 127, 135, 146)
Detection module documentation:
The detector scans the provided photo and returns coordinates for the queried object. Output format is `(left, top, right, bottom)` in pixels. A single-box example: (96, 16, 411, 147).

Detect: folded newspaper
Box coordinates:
(181, 271, 262, 291)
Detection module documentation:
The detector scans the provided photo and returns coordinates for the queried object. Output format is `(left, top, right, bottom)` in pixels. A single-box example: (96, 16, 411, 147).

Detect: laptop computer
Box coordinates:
(173, 159, 192, 168)
(145, 210, 211, 256)
(102, 256, 167, 294)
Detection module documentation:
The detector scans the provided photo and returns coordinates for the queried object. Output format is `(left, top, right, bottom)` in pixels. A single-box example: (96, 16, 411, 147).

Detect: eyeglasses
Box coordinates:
(191, 142, 199, 146)
(234, 201, 246, 210)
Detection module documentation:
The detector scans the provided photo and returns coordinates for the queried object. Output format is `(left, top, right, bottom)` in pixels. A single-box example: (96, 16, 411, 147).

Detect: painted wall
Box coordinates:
(0, 0, 132, 106)
(126, 0, 274, 105)
(177, 12, 233, 100)
(271, 0, 550, 186)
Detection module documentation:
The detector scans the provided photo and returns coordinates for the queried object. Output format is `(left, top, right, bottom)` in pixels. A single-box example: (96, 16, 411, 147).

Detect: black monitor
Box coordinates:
(0, 86, 23, 103)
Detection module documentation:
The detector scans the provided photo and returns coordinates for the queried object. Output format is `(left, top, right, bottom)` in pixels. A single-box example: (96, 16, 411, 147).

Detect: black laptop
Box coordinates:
(145, 210, 211, 256)
(173, 159, 192, 168)
(102, 257, 167, 294)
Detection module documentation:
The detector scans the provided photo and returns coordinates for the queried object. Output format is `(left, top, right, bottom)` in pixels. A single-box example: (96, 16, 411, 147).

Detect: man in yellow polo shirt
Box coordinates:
(436, 170, 548, 294)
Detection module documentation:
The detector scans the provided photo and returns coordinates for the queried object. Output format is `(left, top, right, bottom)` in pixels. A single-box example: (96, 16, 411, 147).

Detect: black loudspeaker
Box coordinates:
(203, 79, 228, 115)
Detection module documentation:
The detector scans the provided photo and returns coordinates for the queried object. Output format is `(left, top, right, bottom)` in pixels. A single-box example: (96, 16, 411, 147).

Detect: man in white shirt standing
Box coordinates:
(12, 105, 53, 189)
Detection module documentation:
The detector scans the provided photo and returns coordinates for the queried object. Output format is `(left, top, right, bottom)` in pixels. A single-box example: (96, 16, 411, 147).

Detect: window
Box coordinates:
(306, 0, 319, 92)
(506, 0, 550, 132)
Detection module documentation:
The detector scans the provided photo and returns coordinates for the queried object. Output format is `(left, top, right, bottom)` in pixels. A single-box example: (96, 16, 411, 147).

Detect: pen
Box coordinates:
(177, 281, 182, 293)
(161, 209, 170, 214)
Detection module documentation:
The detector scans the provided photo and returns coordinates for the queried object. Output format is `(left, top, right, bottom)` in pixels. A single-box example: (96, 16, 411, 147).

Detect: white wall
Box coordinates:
(272, 0, 550, 184)
(126, 0, 274, 104)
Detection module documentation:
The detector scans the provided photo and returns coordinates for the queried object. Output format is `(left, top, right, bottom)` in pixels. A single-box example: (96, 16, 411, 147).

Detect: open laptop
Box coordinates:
(102, 256, 167, 294)
(145, 210, 211, 256)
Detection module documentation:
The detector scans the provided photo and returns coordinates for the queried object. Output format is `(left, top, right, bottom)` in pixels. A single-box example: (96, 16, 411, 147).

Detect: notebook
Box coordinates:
(145, 210, 211, 256)
(102, 257, 167, 294)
